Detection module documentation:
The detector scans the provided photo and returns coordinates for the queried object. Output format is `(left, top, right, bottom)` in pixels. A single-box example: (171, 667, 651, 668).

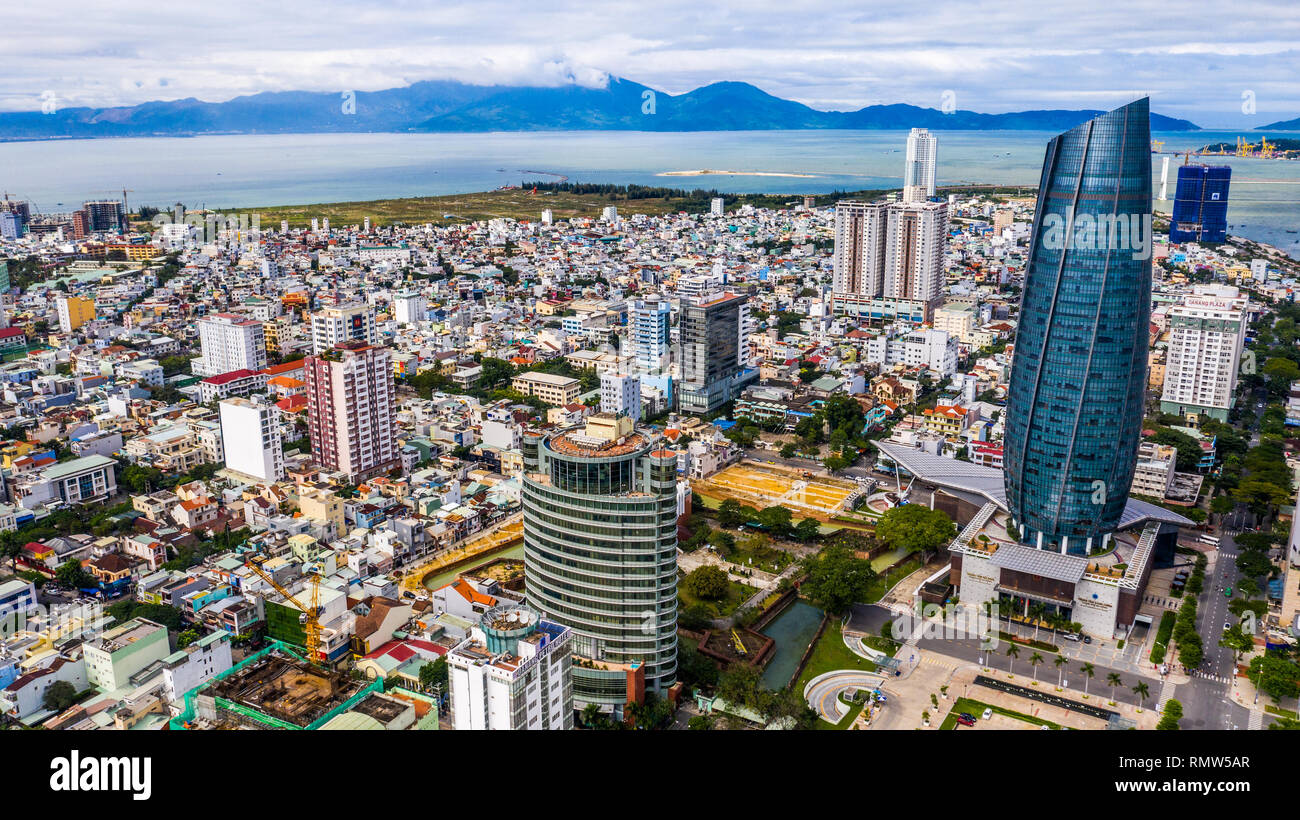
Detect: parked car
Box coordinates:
(981, 708, 993, 720)
(1082, 635, 1092, 644)
(956, 715, 976, 727)
(1062, 633, 1081, 642)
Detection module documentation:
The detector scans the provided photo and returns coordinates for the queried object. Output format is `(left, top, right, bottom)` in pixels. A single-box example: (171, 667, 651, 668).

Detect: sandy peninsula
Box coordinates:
(658, 169, 817, 178)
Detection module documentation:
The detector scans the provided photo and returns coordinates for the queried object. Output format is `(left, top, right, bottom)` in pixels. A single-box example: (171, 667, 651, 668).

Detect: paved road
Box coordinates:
(804, 670, 886, 723)
(850, 603, 1167, 711)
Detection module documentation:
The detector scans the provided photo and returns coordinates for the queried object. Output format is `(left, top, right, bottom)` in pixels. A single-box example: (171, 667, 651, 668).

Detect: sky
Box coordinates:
(2, 0, 1298, 128)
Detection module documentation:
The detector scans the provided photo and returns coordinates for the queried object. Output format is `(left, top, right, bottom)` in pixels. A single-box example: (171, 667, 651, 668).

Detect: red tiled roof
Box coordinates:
(201, 369, 260, 386)
(276, 395, 308, 413)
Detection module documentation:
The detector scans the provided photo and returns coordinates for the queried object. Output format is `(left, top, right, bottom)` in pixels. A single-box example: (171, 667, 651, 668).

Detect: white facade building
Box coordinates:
(865, 327, 958, 376)
(448, 605, 573, 731)
(311, 303, 378, 355)
(903, 127, 938, 203)
(884, 200, 948, 305)
(392, 290, 427, 325)
(1159, 284, 1248, 422)
(600, 372, 641, 420)
(219, 396, 285, 483)
(193, 313, 267, 377)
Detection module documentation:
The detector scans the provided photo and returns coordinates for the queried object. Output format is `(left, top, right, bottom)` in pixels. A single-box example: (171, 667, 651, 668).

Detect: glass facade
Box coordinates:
(1003, 98, 1152, 555)
(522, 434, 678, 707)
(1170, 164, 1231, 244)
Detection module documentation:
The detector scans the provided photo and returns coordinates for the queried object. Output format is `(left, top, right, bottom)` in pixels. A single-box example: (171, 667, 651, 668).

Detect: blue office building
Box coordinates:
(1169, 163, 1231, 244)
(1003, 98, 1152, 555)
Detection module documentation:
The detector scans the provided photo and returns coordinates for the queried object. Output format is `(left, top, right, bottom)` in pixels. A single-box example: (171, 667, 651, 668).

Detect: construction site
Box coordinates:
(693, 460, 868, 518)
(172, 641, 379, 730)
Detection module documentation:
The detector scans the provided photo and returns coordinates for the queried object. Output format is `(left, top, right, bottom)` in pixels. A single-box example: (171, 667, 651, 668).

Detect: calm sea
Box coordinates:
(0, 129, 1297, 257)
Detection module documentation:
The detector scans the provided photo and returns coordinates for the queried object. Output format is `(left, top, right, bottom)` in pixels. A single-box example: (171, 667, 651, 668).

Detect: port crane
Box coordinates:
(246, 561, 324, 664)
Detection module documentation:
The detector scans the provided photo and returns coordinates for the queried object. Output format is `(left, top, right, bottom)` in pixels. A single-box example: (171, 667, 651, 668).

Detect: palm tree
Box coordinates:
(1005, 643, 1020, 675)
(1081, 662, 1096, 695)
(1029, 651, 1044, 681)
(1054, 655, 1069, 686)
(1107, 672, 1123, 703)
(1132, 681, 1150, 709)
(1029, 603, 1045, 641)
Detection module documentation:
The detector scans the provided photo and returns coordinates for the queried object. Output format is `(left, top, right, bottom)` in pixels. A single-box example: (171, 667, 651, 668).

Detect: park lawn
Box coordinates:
(794, 620, 877, 697)
(726, 540, 795, 574)
(863, 557, 923, 603)
(941, 696, 1062, 730)
(816, 695, 866, 731)
(678, 579, 758, 618)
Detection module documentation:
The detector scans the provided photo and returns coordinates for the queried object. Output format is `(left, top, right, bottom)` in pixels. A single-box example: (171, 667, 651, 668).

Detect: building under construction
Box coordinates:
(171, 641, 378, 730)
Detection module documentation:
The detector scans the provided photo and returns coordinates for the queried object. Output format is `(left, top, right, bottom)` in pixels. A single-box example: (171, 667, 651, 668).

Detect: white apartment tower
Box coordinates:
(1159, 284, 1249, 422)
(832, 199, 947, 307)
(193, 313, 267, 377)
(218, 396, 284, 483)
(832, 201, 888, 296)
(304, 340, 398, 482)
(392, 290, 427, 325)
(448, 605, 573, 731)
(903, 127, 938, 203)
(884, 200, 948, 305)
(711, 197, 725, 216)
(311, 303, 378, 355)
(600, 372, 641, 420)
(629, 297, 672, 376)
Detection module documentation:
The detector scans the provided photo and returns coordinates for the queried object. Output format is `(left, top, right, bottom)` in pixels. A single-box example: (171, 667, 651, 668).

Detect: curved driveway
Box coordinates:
(803, 670, 886, 723)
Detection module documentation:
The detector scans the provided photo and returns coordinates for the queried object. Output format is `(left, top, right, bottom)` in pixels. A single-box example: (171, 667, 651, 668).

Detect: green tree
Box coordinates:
(716, 498, 746, 529)
(419, 657, 449, 693)
(798, 545, 876, 615)
(756, 506, 793, 539)
(1247, 653, 1300, 701)
(792, 517, 821, 543)
(42, 680, 79, 713)
(683, 565, 730, 600)
(55, 558, 92, 590)
(874, 504, 957, 557)
(1156, 698, 1183, 730)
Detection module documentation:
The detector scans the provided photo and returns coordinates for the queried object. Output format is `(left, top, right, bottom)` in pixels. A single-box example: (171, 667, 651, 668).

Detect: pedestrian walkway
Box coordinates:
(1156, 679, 1178, 711)
(1189, 670, 1233, 684)
(1248, 708, 1264, 730)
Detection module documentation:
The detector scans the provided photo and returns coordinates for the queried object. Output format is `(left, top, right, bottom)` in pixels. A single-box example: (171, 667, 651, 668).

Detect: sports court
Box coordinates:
(694, 461, 860, 516)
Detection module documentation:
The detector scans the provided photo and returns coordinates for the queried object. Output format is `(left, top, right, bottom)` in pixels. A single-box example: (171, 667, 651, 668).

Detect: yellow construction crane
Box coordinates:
(1260, 136, 1274, 159)
(246, 562, 323, 664)
(1236, 136, 1250, 157)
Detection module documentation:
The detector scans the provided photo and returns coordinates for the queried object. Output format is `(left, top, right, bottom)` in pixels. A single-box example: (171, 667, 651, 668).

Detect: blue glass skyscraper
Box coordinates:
(1169, 163, 1231, 244)
(1003, 98, 1152, 555)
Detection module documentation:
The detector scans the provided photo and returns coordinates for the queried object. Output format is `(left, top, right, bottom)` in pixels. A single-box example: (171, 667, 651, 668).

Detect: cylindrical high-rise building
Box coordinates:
(521, 414, 678, 711)
(1003, 98, 1152, 556)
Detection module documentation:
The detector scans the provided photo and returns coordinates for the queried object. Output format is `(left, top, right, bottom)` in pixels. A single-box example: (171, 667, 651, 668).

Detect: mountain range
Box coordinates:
(0, 76, 1203, 140)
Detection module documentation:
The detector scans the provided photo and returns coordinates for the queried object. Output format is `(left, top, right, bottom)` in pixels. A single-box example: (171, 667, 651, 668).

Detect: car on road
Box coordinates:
(1082, 635, 1092, 644)
(955, 715, 976, 727)
(1225, 587, 1232, 597)
(1224, 621, 1231, 630)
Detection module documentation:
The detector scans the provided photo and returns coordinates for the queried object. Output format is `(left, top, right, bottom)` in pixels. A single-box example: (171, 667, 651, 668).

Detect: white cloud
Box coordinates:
(0, 0, 1295, 127)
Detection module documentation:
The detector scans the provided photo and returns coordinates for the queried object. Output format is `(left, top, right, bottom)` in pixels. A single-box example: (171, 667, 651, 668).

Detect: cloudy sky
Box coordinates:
(3, 0, 1297, 127)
